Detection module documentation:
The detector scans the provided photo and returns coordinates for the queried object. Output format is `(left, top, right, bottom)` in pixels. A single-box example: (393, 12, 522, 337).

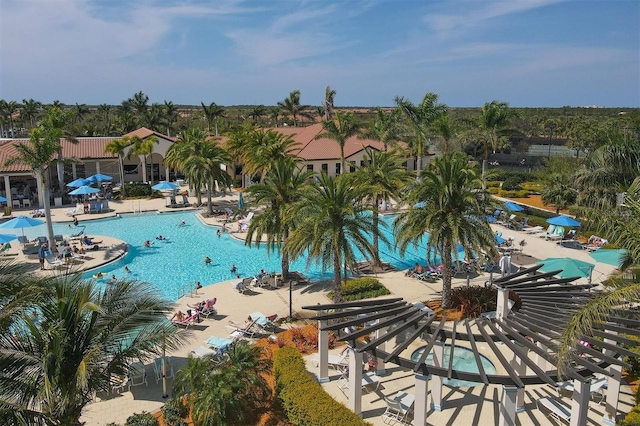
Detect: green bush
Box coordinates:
(487, 187, 499, 195)
(161, 397, 188, 426)
(450, 286, 521, 318)
(124, 183, 152, 198)
(624, 336, 640, 377)
(500, 190, 529, 198)
(486, 181, 501, 188)
(501, 177, 522, 191)
(520, 182, 541, 193)
(620, 405, 640, 426)
(124, 412, 158, 426)
(492, 170, 532, 183)
(274, 346, 370, 426)
(327, 277, 390, 301)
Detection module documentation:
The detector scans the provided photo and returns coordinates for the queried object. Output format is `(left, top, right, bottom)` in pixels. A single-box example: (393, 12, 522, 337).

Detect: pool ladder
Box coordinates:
(177, 281, 199, 300)
(131, 201, 142, 214)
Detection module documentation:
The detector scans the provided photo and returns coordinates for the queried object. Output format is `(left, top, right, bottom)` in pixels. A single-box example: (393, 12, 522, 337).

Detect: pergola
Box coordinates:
(303, 265, 640, 426)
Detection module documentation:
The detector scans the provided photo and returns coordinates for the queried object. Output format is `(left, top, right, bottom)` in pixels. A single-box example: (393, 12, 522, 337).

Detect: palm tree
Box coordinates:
(316, 111, 360, 174)
(541, 175, 577, 214)
(21, 98, 42, 128)
(247, 105, 266, 124)
(0, 269, 185, 425)
(201, 101, 225, 136)
(268, 107, 280, 127)
(557, 176, 640, 374)
(5, 126, 60, 251)
(285, 173, 377, 302)
(130, 91, 149, 122)
(277, 90, 312, 126)
(243, 129, 299, 183)
(97, 104, 112, 132)
(244, 158, 314, 280)
(104, 136, 135, 197)
(73, 103, 89, 124)
(173, 341, 271, 426)
(163, 100, 179, 136)
(4, 100, 18, 137)
(394, 152, 497, 308)
(433, 113, 456, 153)
(351, 147, 412, 267)
(129, 135, 159, 185)
(477, 100, 520, 186)
(323, 86, 336, 121)
(0, 100, 8, 137)
(38, 106, 78, 194)
(360, 107, 402, 151)
(395, 93, 448, 174)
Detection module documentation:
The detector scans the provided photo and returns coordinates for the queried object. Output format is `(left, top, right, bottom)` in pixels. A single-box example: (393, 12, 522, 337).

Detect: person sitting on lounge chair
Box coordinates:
(171, 310, 186, 322)
(83, 236, 102, 246)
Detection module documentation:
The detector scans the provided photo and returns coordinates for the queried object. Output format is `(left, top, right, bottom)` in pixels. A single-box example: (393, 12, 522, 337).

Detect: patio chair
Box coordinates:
(168, 196, 178, 208)
(413, 271, 435, 282)
(546, 226, 566, 241)
(64, 207, 80, 217)
(225, 318, 259, 338)
(153, 357, 174, 384)
(127, 362, 148, 391)
(555, 376, 607, 403)
(522, 225, 544, 234)
(181, 194, 191, 207)
(337, 370, 381, 394)
(172, 312, 199, 328)
(382, 391, 415, 425)
(535, 225, 556, 238)
(250, 311, 278, 332)
(234, 278, 253, 294)
(536, 396, 571, 424)
(199, 298, 218, 318)
(44, 252, 64, 268)
(310, 351, 349, 370)
(17, 235, 30, 246)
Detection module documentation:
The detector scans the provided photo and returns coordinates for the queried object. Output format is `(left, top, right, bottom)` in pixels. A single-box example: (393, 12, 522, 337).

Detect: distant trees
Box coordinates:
(278, 90, 313, 126)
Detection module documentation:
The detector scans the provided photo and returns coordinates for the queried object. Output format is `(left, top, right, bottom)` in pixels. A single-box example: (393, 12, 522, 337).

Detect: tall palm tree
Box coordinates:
(277, 90, 312, 126)
(323, 86, 336, 121)
(316, 111, 360, 174)
(268, 107, 280, 127)
(38, 106, 78, 194)
(243, 129, 299, 183)
(0, 100, 8, 137)
(201, 101, 225, 136)
(477, 100, 520, 186)
(21, 98, 42, 128)
(360, 107, 402, 151)
(394, 152, 497, 308)
(351, 148, 412, 267)
(395, 92, 448, 174)
(163, 100, 179, 137)
(73, 103, 89, 124)
(285, 173, 376, 302)
(4, 100, 18, 137)
(130, 91, 149, 122)
(433, 113, 456, 153)
(5, 127, 60, 251)
(0, 270, 185, 426)
(97, 104, 111, 133)
(104, 136, 135, 197)
(247, 105, 266, 124)
(129, 135, 159, 185)
(244, 158, 314, 280)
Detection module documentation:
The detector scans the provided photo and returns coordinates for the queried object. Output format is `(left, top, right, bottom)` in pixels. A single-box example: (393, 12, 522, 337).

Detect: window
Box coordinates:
(123, 165, 139, 174)
(349, 161, 356, 172)
(335, 163, 341, 175)
(360, 160, 365, 167)
(321, 163, 328, 173)
(307, 164, 314, 171)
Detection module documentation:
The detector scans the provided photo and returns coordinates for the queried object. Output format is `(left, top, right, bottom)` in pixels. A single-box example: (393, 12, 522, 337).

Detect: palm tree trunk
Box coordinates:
(119, 156, 126, 197)
(372, 205, 381, 267)
(333, 249, 342, 303)
(57, 152, 65, 193)
(39, 173, 56, 253)
(206, 180, 214, 216)
(340, 146, 346, 175)
(441, 241, 453, 309)
(281, 228, 290, 280)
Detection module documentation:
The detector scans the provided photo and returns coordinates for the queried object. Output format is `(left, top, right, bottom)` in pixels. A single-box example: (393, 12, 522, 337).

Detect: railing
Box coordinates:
(177, 281, 199, 300)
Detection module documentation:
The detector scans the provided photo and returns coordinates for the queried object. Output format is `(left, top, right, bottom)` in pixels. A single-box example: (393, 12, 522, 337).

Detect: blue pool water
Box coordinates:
(10, 212, 435, 301)
(410, 344, 497, 387)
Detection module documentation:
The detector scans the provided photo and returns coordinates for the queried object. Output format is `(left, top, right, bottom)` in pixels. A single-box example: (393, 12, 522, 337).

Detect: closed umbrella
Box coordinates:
(66, 178, 90, 188)
(0, 215, 45, 238)
(546, 215, 581, 227)
(504, 201, 524, 212)
(499, 255, 511, 277)
(535, 257, 594, 283)
(69, 186, 100, 196)
(152, 181, 179, 191)
(238, 192, 245, 210)
(589, 249, 627, 267)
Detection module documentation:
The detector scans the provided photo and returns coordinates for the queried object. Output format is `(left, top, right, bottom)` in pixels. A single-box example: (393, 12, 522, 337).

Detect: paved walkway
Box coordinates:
(4, 190, 627, 425)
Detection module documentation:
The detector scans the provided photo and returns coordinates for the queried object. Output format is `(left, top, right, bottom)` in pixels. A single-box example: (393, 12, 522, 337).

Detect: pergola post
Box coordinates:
(317, 319, 329, 383)
(602, 324, 622, 425)
(347, 347, 363, 414)
(430, 341, 444, 411)
(374, 320, 387, 375)
(413, 373, 429, 426)
(72, 163, 77, 180)
(509, 344, 528, 412)
(496, 287, 509, 330)
(498, 386, 519, 426)
(569, 378, 590, 426)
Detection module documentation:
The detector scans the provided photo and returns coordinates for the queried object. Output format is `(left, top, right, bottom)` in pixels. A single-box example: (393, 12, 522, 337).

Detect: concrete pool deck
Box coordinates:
(3, 191, 629, 425)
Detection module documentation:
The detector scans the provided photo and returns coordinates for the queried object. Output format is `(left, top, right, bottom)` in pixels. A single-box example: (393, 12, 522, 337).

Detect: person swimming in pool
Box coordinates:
(204, 256, 212, 264)
(156, 235, 168, 241)
(230, 263, 237, 274)
(144, 240, 154, 247)
(179, 220, 186, 227)
(124, 266, 131, 273)
(106, 275, 117, 285)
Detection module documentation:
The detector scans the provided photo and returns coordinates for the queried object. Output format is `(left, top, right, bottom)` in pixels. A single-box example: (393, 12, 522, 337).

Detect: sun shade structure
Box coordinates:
(86, 173, 113, 184)
(546, 215, 581, 227)
(0, 215, 45, 238)
(304, 264, 639, 426)
(535, 257, 594, 280)
(0, 234, 17, 244)
(66, 178, 91, 188)
(68, 186, 100, 196)
(151, 181, 179, 191)
(589, 249, 627, 267)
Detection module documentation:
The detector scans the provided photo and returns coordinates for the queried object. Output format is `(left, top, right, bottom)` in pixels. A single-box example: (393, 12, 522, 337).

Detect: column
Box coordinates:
(347, 348, 363, 414)
(95, 160, 101, 175)
(430, 341, 444, 411)
(570, 378, 590, 426)
(72, 163, 77, 180)
(317, 320, 329, 383)
(413, 374, 429, 426)
(496, 288, 509, 332)
(4, 175, 11, 208)
(498, 386, 519, 426)
(374, 320, 387, 375)
(602, 324, 622, 425)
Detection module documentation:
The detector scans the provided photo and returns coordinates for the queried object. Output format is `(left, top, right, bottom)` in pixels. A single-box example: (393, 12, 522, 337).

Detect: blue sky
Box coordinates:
(0, 0, 638, 107)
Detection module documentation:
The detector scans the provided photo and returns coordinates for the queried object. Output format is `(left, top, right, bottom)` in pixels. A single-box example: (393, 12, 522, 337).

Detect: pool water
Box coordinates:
(13, 212, 437, 301)
(410, 344, 497, 387)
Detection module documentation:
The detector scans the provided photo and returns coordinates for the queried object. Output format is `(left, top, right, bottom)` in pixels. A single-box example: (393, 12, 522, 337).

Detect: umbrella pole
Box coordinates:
(162, 343, 168, 398)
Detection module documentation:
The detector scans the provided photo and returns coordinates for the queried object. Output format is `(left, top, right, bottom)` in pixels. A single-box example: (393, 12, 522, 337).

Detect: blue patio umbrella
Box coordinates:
(546, 215, 581, 227)
(486, 215, 496, 223)
(0, 215, 45, 238)
(589, 249, 628, 267)
(535, 257, 594, 282)
(238, 192, 245, 209)
(414, 201, 427, 208)
(66, 178, 90, 188)
(504, 201, 524, 212)
(152, 181, 179, 191)
(0, 234, 17, 244)
(69, 186, 100, 196)
(0, 196, 7, 203)
(86, 174, 113, 184)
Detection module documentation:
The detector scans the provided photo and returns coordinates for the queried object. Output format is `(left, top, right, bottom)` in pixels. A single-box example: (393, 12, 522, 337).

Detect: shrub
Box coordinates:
(327, 277, 390, 301)
(624, 335, 640, 377)
(501, 177, 522, 191)
(500, 190, 529, 198)
(487, 187, 499, 195)
(124, 183, 152, 198)
(161, 397, 188, 426)
(492, 170, 531, 183)
(449, 286, 521, 318)
(620, 405, 640, 426)
(274, 346, 370, 426)
(486, 181, 501, 188)
(520, 182, 542, 193)
(124, 412, 158, 426)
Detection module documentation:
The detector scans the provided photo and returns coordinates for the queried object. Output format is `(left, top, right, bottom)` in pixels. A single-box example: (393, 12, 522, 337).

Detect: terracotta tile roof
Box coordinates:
(124, 127, 176, 142)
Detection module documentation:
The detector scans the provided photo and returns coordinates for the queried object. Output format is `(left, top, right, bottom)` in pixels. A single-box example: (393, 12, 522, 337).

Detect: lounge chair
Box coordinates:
(522, 225, 544, 234)
(128, 362, 148, 391)
(382, 391, 415, 425)
(480, 299, 515, 320)
(0, 243, 14, 257)
(536, 396, 571, 424)
(17, 235, 30, 246)
(535, 225, 556, 238)
(555, 376, 607, 403)
(310, 351, 349, 370)
(172, 312, 199, 328)
(199, 298, 218, 318)
(68, 228, 85, 240)
(250, 311, 278, 332)
(64, 207, 80, 217)
(44, 252, 64, 268)
(153, 357, 174, 384)
(181, 194, 191, 207)
(31, 209, 45, 218)
(234, 278, 253, 294)
(546, 226, 566, 241)
(413, 271, 435, 282)
(241, 212, 254, 224)
(190, 346, 217, 358)
(225, 318, 259, 338)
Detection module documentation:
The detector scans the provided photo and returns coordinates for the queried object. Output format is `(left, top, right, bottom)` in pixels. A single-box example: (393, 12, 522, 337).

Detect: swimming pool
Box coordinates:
(410, 344, 497, 387)
(12, 212, 435, 301)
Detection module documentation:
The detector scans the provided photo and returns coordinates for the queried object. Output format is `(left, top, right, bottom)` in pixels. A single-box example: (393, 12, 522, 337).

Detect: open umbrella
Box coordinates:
(86, 174, 113, 184)
(546, 215, 581, 227)
(414, 201, 427, 208)
(0, 234, 17, 244)
(66, 178, 90, 188)
(238, 192, 245, 210)
(152, 181, 179, 191)
(0, 196, 7, 203)
(486, 215, 496, 223)
(589, 249, 627, 267)
(535, 257, 594, 282)
(0, 215, 45, 238)
(69, 186, 100, 196)
(504, 201, 524, 212)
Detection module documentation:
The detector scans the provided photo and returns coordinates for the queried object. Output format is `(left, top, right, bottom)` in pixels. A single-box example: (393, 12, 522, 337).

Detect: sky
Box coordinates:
(0, 0, 638, 107)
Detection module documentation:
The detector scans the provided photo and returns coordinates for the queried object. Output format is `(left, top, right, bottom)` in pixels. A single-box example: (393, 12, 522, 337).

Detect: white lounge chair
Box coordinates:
(535, 225, 556, 238)
(382, 391, 415, 425)
(128, 362, 148, 391)
(250, 311, 278, 332)
(537, 396, 571, 424)
(153, 357, 174, 384)
(225, 318, 259, 338)
(522, 225, 544, 234)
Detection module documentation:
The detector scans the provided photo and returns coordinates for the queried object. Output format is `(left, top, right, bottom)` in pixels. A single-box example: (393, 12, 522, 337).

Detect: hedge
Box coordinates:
(124, 183, 152, 198)
(274, 346, 370, 426)
(327, 277, 390, 301)
(620, 404, 640, 426)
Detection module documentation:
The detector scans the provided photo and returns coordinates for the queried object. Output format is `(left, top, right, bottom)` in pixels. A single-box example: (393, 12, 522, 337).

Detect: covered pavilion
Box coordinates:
(305, 265, 640, 426)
